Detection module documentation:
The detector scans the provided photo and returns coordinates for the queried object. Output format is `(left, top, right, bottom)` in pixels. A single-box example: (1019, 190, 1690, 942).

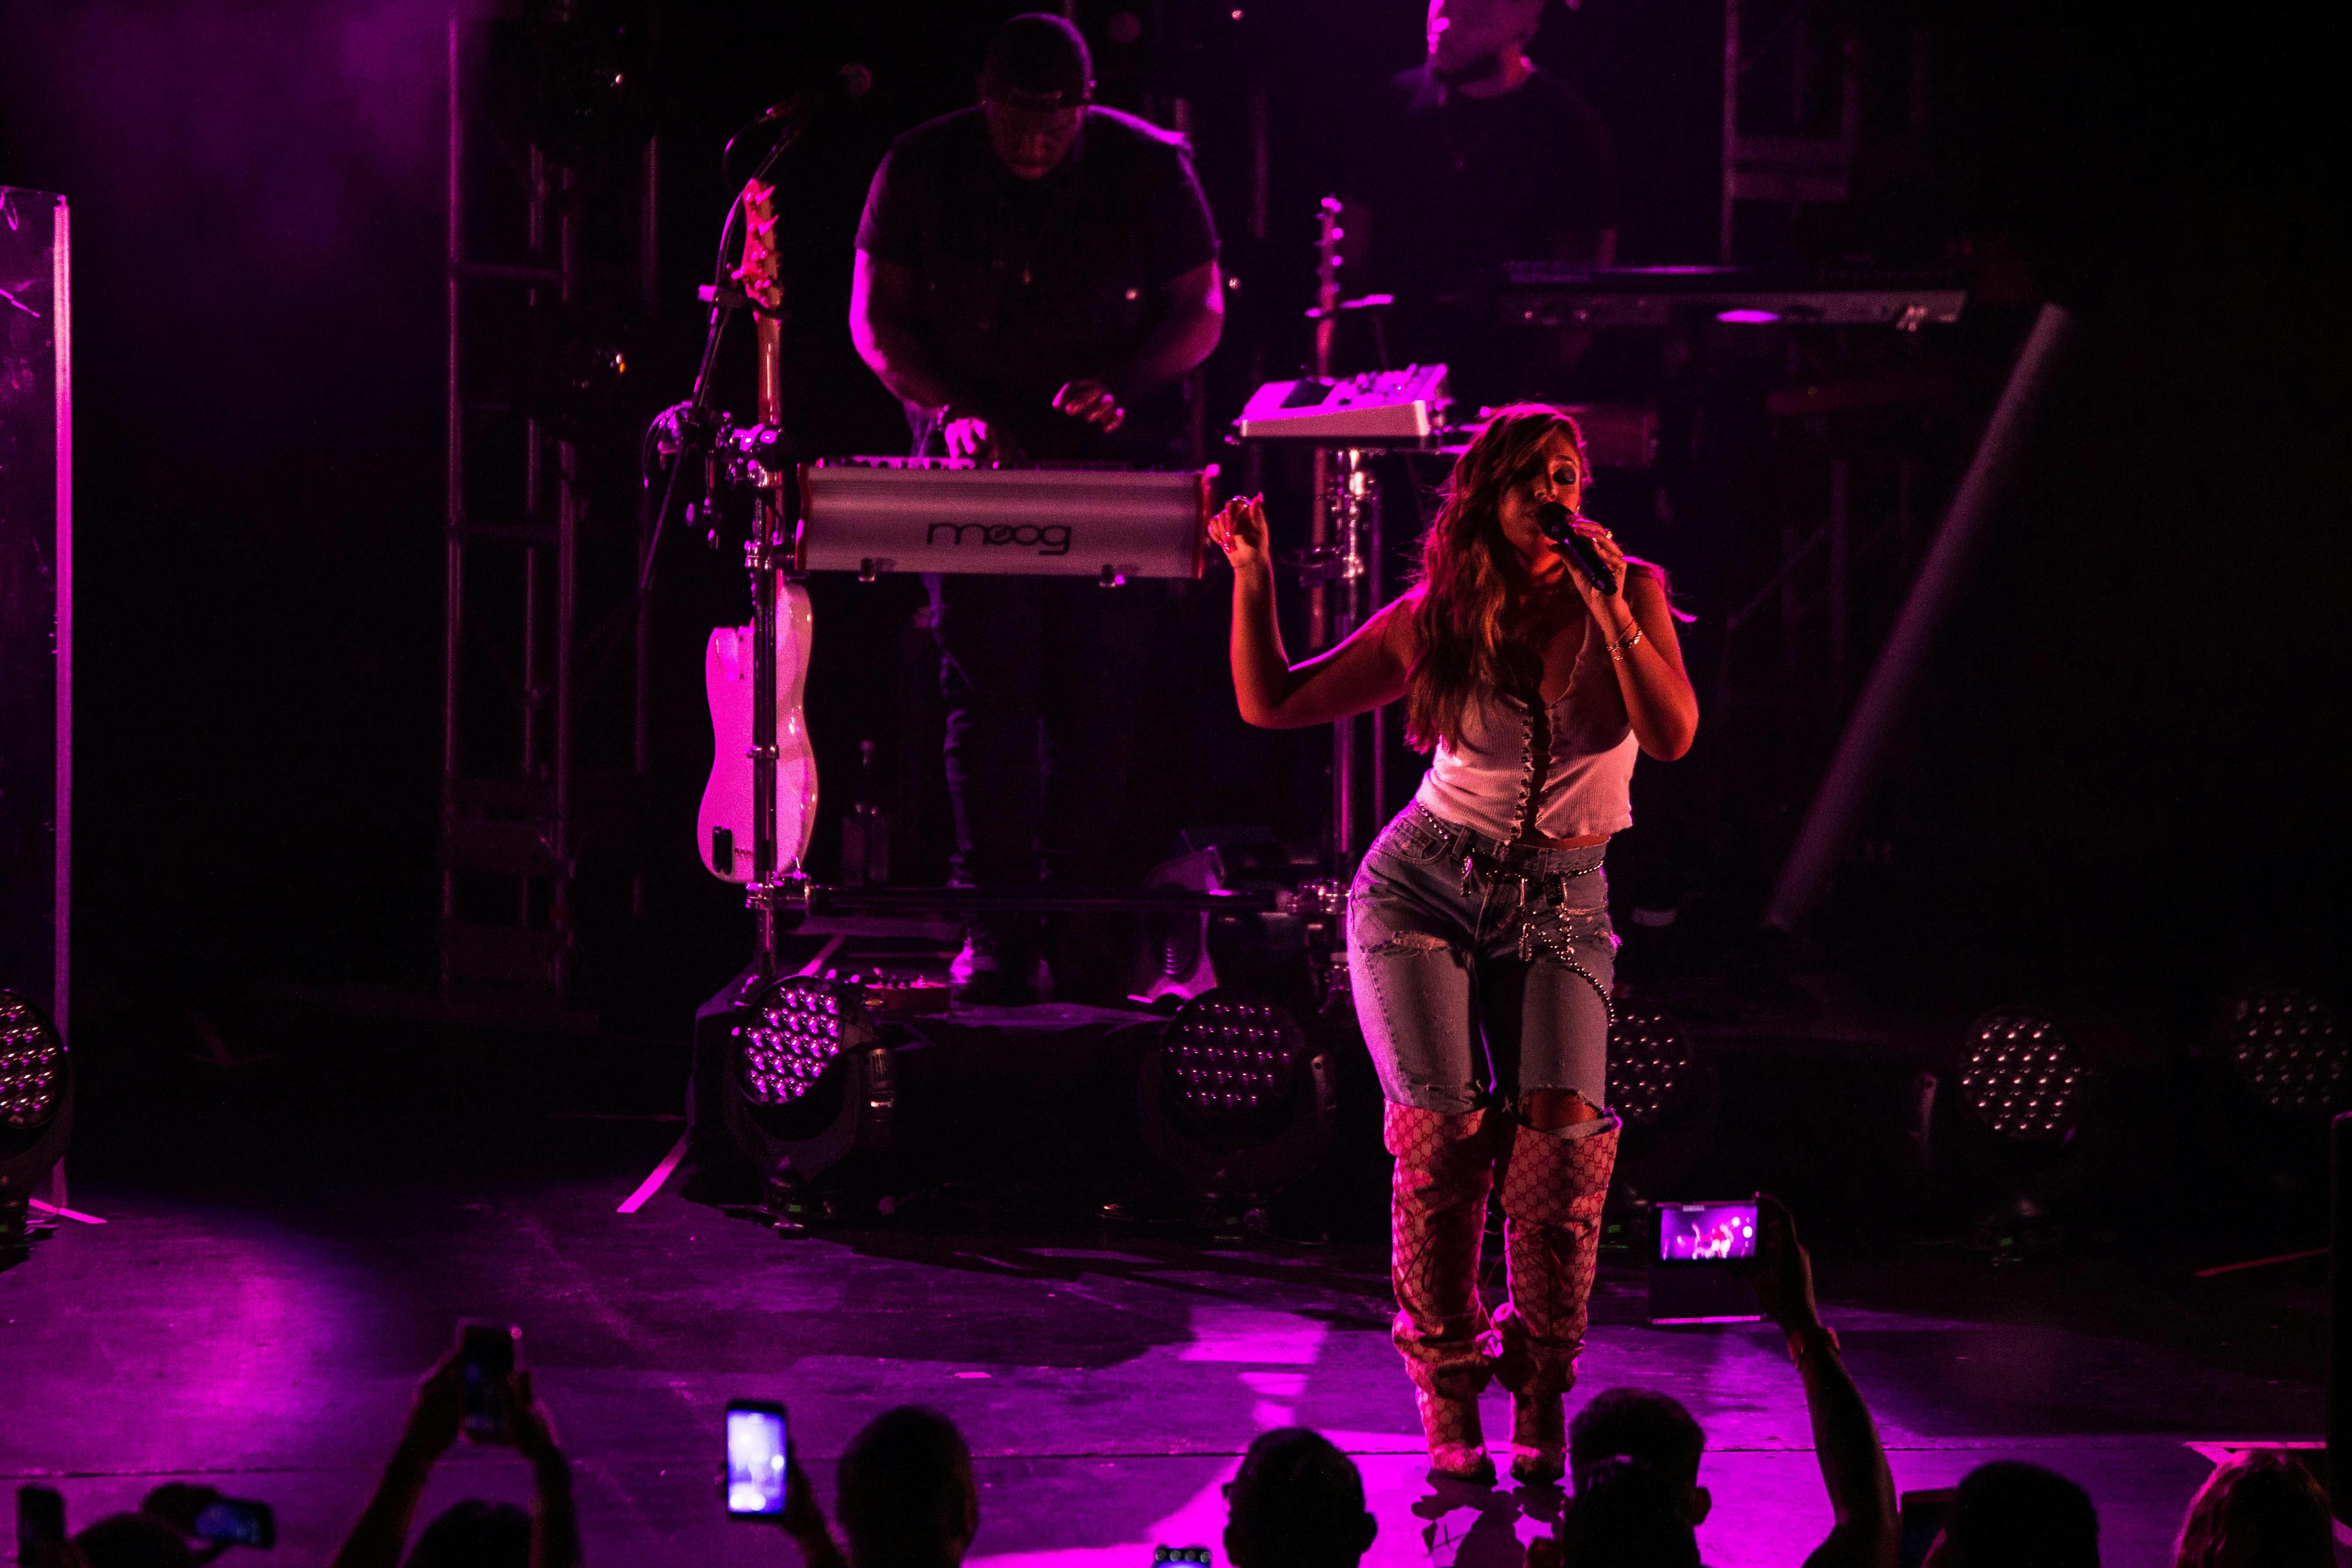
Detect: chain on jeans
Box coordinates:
(1447, 851, 1616, 1029)
(1519, 911, 1615, 1028)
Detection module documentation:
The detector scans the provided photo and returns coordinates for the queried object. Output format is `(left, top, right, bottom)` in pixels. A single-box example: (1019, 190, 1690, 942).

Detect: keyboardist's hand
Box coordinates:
(943, 414, 1018, 466)
(1052, 378, 1126, 434)
(1209, 493, 1271, 580)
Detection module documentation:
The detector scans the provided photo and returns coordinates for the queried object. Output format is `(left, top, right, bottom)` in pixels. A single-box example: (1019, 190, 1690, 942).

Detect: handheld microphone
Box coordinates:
(1534, 501, 1618, 596)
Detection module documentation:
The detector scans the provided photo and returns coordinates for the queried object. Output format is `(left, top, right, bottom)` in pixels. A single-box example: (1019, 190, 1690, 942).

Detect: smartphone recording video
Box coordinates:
(458, 1321, 522, 1444)
(193, 1498, 277, 1549)
(1646, 1199, 1765, 1325)
(726, 1401, 789, 1518)
(1656, 1199, 1759, 1261)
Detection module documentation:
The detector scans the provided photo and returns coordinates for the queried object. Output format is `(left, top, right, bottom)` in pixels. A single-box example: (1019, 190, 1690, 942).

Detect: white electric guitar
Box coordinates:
(697, 596, 817, 880)
(698, 177, 818, 881)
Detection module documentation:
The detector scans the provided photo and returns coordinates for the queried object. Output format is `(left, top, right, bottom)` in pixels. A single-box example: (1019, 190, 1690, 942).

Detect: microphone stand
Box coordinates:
(649, 102, 822, 984)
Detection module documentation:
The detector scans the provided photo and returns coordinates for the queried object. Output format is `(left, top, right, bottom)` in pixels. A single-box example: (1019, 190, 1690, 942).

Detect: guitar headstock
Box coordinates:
(731, 179, 784, 313)
(1315, 194, 1345, 297)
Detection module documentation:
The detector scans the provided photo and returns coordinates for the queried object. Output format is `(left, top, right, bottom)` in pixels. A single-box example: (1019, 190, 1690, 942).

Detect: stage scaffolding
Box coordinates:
(439, 9, 659, 1018)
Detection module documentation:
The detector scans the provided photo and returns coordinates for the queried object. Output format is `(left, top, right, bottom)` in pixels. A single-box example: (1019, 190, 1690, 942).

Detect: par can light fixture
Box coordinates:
(723, 976, 893, 1184)
(1607, 1002, 1700, 1130)
(1139, 990, 1333, 1198)
(0, 992, 66, 1130)
(0, 990, 72, 1264)
(2221, 987, 2344, 1116)
(1958, 1008, 2086, 1143)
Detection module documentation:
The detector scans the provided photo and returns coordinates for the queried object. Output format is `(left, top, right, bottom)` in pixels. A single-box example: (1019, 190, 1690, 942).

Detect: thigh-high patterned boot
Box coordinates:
(1385, 1102, 1503, 1482)
(1489, 1118, 1619, 1484)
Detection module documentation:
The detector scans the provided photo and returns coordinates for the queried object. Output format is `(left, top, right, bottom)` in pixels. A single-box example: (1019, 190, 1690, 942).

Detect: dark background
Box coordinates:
(0, 0, 2343, 1053)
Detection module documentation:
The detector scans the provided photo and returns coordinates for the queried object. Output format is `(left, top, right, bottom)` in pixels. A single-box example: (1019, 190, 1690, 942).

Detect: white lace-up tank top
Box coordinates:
(1411, 609, 1638, 843)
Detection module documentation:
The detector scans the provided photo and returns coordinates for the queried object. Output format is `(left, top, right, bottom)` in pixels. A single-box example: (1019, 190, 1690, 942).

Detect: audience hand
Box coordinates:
(1052, 378, 1126, 433)
(136, 1484, 237, 1567)
(508, 1369, 565, 1471)
(136, 1483, 220, 1535)
(396, 1349, 467, 1467)
(779, 1445, 825, 1538)
(778, 1445, 848, 1568)
(1748, 1194, 1823, 1335)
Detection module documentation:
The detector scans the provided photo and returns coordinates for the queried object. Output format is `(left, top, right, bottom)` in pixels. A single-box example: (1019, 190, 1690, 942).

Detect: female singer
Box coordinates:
(1210, 405, 1698, 1484)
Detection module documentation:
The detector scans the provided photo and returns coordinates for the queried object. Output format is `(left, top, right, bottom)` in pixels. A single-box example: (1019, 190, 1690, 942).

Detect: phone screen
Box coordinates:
(194, 1499, 277, 1549)
(18, 1486, 67, 1565)
(727, 1403, 789, 1518)
(1655, 1201, 1759, 1262)
(458, 1321, 521, 1443)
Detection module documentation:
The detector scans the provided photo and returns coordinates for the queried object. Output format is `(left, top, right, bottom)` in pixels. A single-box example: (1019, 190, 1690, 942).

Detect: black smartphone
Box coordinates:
(193, 1497, 277, 1549)
(17, 1485, 67, 1568)
(1898, 1489, 1955, 1568)
(458, 1321, 522, 1444)
(726, 1400, 790, 1519)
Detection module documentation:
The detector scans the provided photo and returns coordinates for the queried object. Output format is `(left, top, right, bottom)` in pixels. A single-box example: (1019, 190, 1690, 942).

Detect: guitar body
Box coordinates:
(697, 578, 817, 881)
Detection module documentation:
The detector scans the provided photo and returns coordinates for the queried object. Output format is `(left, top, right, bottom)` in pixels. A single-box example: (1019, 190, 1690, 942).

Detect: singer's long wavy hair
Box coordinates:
(1404, 404, 1588, 754)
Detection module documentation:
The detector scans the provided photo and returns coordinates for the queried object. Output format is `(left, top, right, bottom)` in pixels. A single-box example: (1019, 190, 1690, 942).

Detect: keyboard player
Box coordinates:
(849, 12, 1223, 1003)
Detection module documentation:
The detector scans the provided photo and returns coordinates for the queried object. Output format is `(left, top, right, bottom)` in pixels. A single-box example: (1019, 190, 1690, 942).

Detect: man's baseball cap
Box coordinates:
(980, 13, 1092, 108)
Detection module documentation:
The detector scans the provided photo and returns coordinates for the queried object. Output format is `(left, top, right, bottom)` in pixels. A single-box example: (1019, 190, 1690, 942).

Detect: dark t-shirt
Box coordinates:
(1350, 65, 1618, 406)
(857, 104, 1219, 462)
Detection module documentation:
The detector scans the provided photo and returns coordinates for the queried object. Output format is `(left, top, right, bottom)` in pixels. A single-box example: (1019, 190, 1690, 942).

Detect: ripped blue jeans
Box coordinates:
(1347, 801, 1616, 1118)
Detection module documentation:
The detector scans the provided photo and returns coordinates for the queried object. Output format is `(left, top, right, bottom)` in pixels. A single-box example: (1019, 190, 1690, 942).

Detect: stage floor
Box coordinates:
(3, 1027, 2330, 1568)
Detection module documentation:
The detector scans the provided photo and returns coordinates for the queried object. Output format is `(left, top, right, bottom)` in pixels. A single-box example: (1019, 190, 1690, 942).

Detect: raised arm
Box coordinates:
(330, 1354, 464, 1568)
(776, 1444, 849, 1568)
(1751, 1196, 1899, 1568)
(1210, 494, 1413, 729)
(510, 1372, 583, 1568)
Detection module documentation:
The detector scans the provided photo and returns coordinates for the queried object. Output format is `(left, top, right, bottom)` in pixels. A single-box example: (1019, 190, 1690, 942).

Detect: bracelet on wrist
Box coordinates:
(1785, 1321, 1841, 1365)
(1607, 622, 1646, 662)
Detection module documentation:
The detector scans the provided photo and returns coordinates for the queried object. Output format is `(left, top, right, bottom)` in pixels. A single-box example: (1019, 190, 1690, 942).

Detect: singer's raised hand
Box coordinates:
(1209, 493, 1272, 579)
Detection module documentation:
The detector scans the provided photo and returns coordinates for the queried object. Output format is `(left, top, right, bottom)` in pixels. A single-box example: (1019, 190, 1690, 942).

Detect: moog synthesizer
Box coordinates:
(795, 457, 1211, 580)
